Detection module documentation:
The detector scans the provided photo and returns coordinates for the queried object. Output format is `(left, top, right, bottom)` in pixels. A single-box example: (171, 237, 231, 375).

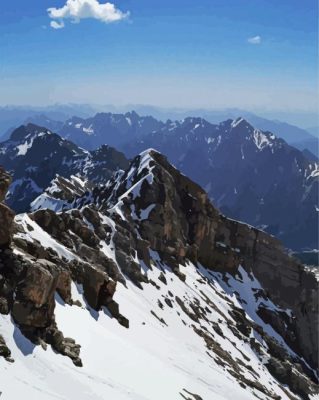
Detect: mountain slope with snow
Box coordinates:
(56, 111, 164, 150)
(0, 150, 318, 400)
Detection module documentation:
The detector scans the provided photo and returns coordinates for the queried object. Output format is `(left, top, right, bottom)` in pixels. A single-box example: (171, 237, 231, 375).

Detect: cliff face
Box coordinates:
(0, 168, 15, 247)
(102, 150, 318, 370)
(0, 169, 122, 366)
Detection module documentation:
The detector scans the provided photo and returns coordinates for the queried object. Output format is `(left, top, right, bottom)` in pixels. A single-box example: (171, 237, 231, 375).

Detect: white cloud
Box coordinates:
(247, 35, 261, 44)
(50, 20, 65, 29)
(48, 0, 129, 29)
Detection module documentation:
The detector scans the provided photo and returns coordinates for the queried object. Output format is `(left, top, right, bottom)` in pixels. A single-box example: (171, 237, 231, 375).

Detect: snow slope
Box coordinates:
(0, 254, 310, 400)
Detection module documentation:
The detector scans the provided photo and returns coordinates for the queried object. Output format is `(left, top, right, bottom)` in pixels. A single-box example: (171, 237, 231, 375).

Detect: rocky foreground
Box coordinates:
(0, 151, 318, 400)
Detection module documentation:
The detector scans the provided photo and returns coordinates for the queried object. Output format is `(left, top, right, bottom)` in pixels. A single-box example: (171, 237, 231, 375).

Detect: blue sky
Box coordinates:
(0, 0, 317, 116)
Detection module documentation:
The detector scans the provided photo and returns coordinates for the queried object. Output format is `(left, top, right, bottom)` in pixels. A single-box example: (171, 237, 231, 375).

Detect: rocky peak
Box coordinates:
(0, 168, 14, 247)
(91, 149, 319, 371)
(230, 116, 251, 129)
(124, 117, 318, 250)
(9, 123, 50, 142)
(0, 167, 12, 202)
(56, 111, 164, 151)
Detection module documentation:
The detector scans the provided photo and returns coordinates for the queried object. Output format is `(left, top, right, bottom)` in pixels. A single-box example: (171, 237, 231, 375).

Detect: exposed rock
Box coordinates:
(0, 150, 317, 400)
(0, 168, 15, 247)
(101, 150, 318, 370)
(0, 334, 12, 361)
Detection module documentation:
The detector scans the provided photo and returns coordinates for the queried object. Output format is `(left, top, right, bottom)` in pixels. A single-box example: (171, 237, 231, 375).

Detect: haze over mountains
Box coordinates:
(1, 104, 318, 156)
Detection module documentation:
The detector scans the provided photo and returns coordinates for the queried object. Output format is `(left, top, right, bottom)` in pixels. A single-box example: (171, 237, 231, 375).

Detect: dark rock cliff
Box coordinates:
(101, 150, 319, 371)
(0, 169, 123, 365)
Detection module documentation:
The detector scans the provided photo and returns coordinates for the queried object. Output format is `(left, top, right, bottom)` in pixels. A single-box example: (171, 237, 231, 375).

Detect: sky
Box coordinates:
(0, 0, 318, 120)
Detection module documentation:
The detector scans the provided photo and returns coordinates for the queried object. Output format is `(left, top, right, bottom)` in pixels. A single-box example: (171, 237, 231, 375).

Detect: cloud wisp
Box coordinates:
(48, 0, 129, 29)
(247, 35, 261, 44)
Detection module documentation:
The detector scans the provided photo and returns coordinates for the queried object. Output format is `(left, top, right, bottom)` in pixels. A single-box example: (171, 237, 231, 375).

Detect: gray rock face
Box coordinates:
(0, 168, 15, 247)
(101, 150, 318, 370)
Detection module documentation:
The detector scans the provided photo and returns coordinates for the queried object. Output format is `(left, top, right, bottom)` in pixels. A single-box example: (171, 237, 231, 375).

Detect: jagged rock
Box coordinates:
(105, 150, 318, 371)
(0, 334, 12, 361)
(158, 272, 167, 285)
(266, 357, 317, 400)
(106, 299, 129, 328)
(80, 265, 113, 310)
(0, 168, 15, 247)
(0, 296, 9, 314)
(56, 270, 72, 304)
(46, 325, 82, 367)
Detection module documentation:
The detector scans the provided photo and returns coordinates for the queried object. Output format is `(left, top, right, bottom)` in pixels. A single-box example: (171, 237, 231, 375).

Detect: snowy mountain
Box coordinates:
(0, 104, 100, 139)
(0, 124, 129, 212)
(53, 111, 164, 150)
(124, 117, 319, 250)
(0, 151, 318, 400)
(119, 106, 318, 155)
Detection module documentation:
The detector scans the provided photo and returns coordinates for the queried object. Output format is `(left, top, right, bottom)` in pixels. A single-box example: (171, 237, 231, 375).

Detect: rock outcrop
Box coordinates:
(0, 167, 15, 247)
(98, 150, 318, 371)
(0, 168, 122, 366)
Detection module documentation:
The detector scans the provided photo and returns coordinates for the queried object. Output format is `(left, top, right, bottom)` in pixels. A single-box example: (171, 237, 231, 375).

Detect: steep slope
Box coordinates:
(124, 117, 319, 250)
(0, 124, 129, 212)
(57, 111, 164, 150)
(0, 152, 317, 400)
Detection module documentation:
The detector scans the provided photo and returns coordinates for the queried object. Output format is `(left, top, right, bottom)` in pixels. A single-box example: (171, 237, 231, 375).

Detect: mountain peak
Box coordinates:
(230, 117, 252, 129)
(10, 123, 51, 141)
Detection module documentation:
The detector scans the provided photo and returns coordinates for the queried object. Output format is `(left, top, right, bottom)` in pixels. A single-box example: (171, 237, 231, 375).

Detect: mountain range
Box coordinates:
(1, 105, 318, 156)
(0, 123, 128, 212)
(124, 116, 318, 251)
(1, 117, 317, 252)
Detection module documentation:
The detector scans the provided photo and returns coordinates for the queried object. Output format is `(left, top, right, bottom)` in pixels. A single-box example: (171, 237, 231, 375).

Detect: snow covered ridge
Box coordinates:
(57, 111, 164, 150)
(0, 152, 318, 400)
(0, 123, 129, 213)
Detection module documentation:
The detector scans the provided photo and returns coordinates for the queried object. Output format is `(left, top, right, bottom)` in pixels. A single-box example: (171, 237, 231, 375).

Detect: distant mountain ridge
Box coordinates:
(1, 115, 318, 251)
(0, 123, 129, 212)
(57, 111, 164, 150)
(2, 106, 317, 155)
